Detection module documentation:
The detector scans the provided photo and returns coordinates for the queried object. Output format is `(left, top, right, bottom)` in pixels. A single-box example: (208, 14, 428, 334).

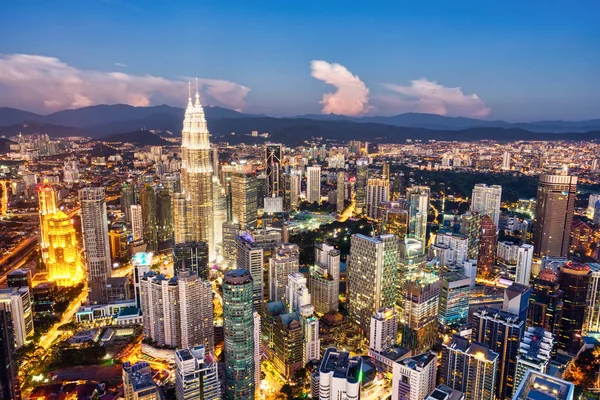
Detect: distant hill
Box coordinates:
(0, 121, 95, 138)
(102, 130, 172, 146)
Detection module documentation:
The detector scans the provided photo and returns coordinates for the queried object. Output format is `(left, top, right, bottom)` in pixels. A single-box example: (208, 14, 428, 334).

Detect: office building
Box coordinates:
(348, 234, 398, 335)
(79, 187, 111, 304)
(460, 211, 481, 260)
(440, 336, 498, 400)
(588, 193, 600, 220)
(212, 176, 227, 248)
(273, 311, 304, 379)
(430, 232, 468, 271)
(425, 385, 463, 400)
(319, 348, 362, 400)
(172, 193, 190, 245)
(222, 221, 240, 268)
(402, 274, 440, 353)
(369, 307, 398, 352)
(366, 178, 390, 219)
(502, 151, 511, 170)
(512, 370, 574, 400)
(527, 268, 563, 337)
(336, 171, 345, 213)
(132, 252, 152, 309)
(407, 186, 430, 252)
(121, 182, 135, 224)
(584, 263, 600, 334)
(269, 243, 300, 302)
(38, 182, 57, 259)
(0, 308, 20, 400)
(309, 243, 340, 315)
(0, 287, 33, 349)
(122, 361, 161, 400)
(173, 241, 209, 279)
(515, 244, 534, 285)
(46, 210, 84, 287)
(503, 283, 531, 321)
(180, 88, 215, 260)
(355, 157, 369, 215)
(306, 165, 322, 204)
(223, 269, 255, 400)
(156, 187, 173, 247)
(557, 262, 590, 353)
(471, 184, 502, 227)
(109, 223, 129, 262)
(391, 352, 437, 400)
(513, 327, 553, 392)
(139, 183, 158, 252)
(472, 307, 525, 400)
(477, 215, 497, 279)
(283, 167, 302, 211)
(175, 346, 221, 400)
(380, 206, 409, 240)
(7, 269, 31, 290)
(266, 143, 283, 198)
(438, 272, 471, 328)
(237, 235, 264, 311)
(140, 270, 214, 351)
(231, 171, 258, 229)
(533, 172, 577, 257)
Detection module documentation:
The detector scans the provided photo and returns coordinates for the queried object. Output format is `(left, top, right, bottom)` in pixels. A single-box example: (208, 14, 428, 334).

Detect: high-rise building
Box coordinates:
(180, 88, 215, 260)
(212, 176, 227, 249)
(309, 243, 340, 315)
(132, 252, 152, 309)
(273, 311, 304, 379)
(557, 261, 590, 353)
(173, 241, 209, 279)
(79, 187, 111, 304)
(471, 184, 502, 227)
(336, 171, 345, 213)
(527, 268, 563, 337)
(306, 165, 322, 204)
(438, 272, 471, 329)
(503, 283, 531, 322)
(266, 143, 283, 198)
(587, 193, 600, 220)
(380, 205, 408, 240)
(369, 307, 398, 352)
(513, 327, 553, 393)
(222, 221, 240, 268)
(237, 236, 264, 312)
(122, 361, 161, 400)
(130, 204, 143, 241)
(139, 183, 158, 252)
(269, 243, 299, 302)
(175, 346, 221, 400)
(37, 182, 57, 260)
(430, 232, 468, 271)
(512, 370, 574, 400)
(46, 210, 84, 286)
(355, 158, 369, 215)
(460, 211, 481, 260)
(425, 385, 464, 400)
(391, 352, 437, 400)
(407, 186, 430, 252)
(439, 336, 498, 400)
(121, 182, 135, 224)
(319, 348, 362, 400)
(231, 171, 258, 229)
(172, 193, 190, 245)
(0, 287, 33, 349)
(0, 308, 20, 400)
(501, 151, 511, 170)
(348, 234, 398, 335)
(156, 188, 173, 247)
(472, 307, 525, 399)
(283, 167, 302, 211)
(402, 274, 440, 353)
(477, 215, 497, 279)
(223, 269, 255, 400)
(7, 269, 31, 291)
(515, 244, 534, 285)
(140, 270, 214, 351)
(253, 311, 261, 387)
(584, 263, 600, 334)
(366, 178, 390, 219)
(533, 172, 577, 257)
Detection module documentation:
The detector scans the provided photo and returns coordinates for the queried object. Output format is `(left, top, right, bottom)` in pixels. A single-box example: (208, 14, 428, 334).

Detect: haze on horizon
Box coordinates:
(0, 0, 598, 122)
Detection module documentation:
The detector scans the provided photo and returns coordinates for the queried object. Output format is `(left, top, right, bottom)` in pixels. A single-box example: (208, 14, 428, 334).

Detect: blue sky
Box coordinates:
(0, 0, 598, 121)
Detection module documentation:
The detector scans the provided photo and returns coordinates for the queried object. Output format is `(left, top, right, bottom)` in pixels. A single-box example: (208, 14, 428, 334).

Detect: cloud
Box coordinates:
(380, 78, 490, 118)
(0, 54, 250, 113)
(113, 62, 127, 67)
(310, 60, 372, 116)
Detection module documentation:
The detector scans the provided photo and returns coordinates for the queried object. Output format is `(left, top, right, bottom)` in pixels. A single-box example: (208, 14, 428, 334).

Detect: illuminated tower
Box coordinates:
(181, 84, 215, 260)
(38, 182, 57, 260)
(46, 211, 84, 286)
(477, 215, 497, 279)
(266, 143, 283, 198)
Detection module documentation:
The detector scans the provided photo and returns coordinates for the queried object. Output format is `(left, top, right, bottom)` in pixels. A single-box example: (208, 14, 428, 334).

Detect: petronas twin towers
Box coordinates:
(178, 86, 215, 260)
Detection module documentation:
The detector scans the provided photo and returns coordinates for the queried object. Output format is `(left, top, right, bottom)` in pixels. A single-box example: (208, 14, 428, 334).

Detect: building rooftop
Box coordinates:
(512, 370, 574, 400)
(426, 384, 464, 400)
(398, 352, 436, 371)
(474, 306, 523, 327)
(320, 347, 363, 384)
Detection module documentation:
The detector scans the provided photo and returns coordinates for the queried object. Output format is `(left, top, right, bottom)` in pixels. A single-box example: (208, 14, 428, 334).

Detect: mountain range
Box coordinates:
(1, 104, 600, 146)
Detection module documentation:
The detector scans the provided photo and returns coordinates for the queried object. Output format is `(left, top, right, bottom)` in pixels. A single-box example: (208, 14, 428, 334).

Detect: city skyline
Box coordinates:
(0, 1, 599, 121)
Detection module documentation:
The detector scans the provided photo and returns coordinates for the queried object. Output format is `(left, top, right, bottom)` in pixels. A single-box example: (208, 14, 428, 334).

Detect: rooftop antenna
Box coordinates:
(196, 77, 199, 96)
(188, 82, 192, 102)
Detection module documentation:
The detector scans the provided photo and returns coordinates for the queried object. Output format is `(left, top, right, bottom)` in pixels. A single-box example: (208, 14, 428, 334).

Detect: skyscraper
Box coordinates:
(175, 346, 221, 400)
(268, 243, 299, 302)
(173, 241, 209, 279)
(306, 165, 322, 204)
(477, 215, 497, 279)
(513, 327, 553, 392)
(501, 151, 511, 170)
(0, 308, 20, 400)
(557, 262, 590, 353)
(438, 272, 471, 329)
(440, 336, 498, 400)
(369, 307, 398, 352)
(515, 244, 534, 285)
(348, 234, 398, 335)
(402, 274, 440, 353)
(336, 171, 345, 213)
(319, 348, 363, 400)
(80, 187, 111, 304)
(407, 186, 430, 252)
(120, 182, 135, 224)
(156, 187, 173, 247)
(527, 268, 563, 338)
(139, 183, 158, 252)
(122, 361, 161, 400)
(391, 352, 437, 400)
(231, 171, 258, 229)
(223, 269, 255, 400)
(46, 210, 84, 286)
(366, 178, 390, 219)
(471, 184, 502, 227)
(355, 157, 369, 215)
(222, 221, 240, 268)
(472, 307, 525, 399)
(266, 143, 283, 198)
(38, 182, 57, 261)
(512, 370, 574, 400)
(533, 172, 577, 257)
(172, 193, 190, 245)
(0, 287, 34, 349)
(309, 243, 340, 315)
(237, 236, 264, 312)
(584, 263, 600, 334)
(180, 87, 215, 260)
(130, 204, 143, 241)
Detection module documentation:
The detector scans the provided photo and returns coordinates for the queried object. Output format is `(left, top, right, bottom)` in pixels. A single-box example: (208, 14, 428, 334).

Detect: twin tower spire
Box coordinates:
(187, 78, 202, 108)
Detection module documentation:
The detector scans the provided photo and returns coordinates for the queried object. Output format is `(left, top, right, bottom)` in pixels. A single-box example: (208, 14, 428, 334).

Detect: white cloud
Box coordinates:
(0, 54, 250, 113)
(113, 62, 127, 67)
(310, 60, 372, 116)
(380, 78, 490, 118)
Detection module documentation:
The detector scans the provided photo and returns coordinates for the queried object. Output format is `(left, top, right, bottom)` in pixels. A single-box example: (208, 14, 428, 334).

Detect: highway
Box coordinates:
(39, 284, 88, 350)
(0, 235, 38, 286)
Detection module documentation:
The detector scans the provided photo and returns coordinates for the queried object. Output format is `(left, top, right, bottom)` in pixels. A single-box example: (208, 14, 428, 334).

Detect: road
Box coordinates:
(39, 285, 88, 350)
(0, 235, 38, 286)
(338, 200, 356, 222)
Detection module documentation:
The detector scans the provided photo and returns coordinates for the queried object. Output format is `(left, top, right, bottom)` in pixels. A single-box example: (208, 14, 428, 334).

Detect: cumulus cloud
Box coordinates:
(310, 60, 372, 116)
(380, 78, 490, 118)
(0, 54, 250, 113)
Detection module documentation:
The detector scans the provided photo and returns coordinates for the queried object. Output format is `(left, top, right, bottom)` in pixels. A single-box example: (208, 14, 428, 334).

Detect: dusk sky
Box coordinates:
(0, 0, 598, 121)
